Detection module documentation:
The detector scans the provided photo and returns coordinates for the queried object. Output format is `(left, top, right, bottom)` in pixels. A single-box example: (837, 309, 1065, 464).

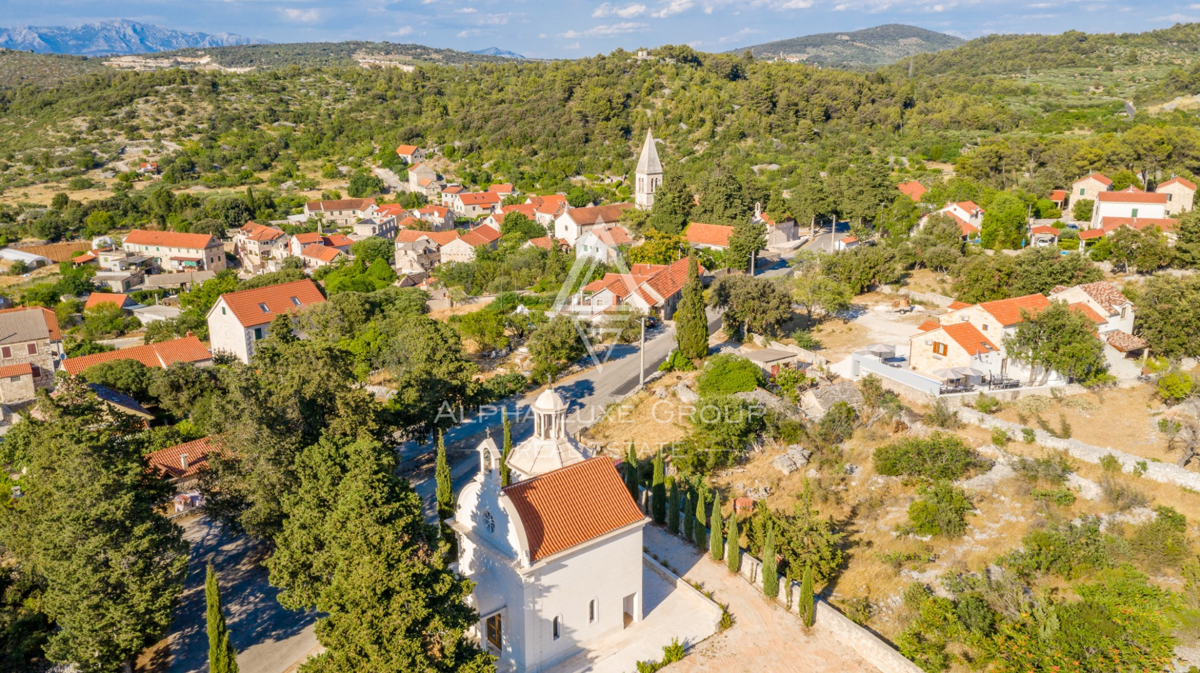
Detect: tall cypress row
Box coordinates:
(206, 564, 239, 673)
(667, 479, 680, 534)
(725, 514, 740, 574)
(709, 490, 724, 561)
(624, 443, 639, 501)
(762, 524, 778, 599)
(435, 431, 453, 521)
(683, 491, 694, 541)
(692, 485, 707, 550)
(650, 450, 666, 525)
(800, 564, 815, 627)
(500, 408, 513, 487)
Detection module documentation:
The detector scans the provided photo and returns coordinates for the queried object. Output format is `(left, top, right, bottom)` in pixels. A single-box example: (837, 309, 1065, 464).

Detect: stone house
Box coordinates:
(1157, 177, 1196, 215)
(0, 307, 62, 393)
(122, 230, 226, 273)
(206, 279, 327, 363)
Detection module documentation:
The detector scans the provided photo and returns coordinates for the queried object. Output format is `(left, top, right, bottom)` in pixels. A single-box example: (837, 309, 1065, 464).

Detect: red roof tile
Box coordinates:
(0, 362, 33, 378)
(395, 144, 419, 155)
(0, 307, 62, 341)
(322, 234, 354, 248)
(1160, 176, 1197, 191)
(563, 203, 634, 226)
(84, 293, 131, 311)
(471, 224, 501, 244)
(1075, 172, 1112, 187)
(978, 293, 1051, 326)
(898, 181, 927, 201)
(72, 253, 97, 264)
(1097, 216, 1178, 233)
(61, 336, 212, 375)
(685, 222, 734, 248)
(526, 236, 554, 250)
(124, 229, 218, 250)
(240, 222, 285, 242)
(292, 232, 323, 245)
(918, 320, 941, 332)
(1050, 189, 1068, 201)
(215, 279, 327, 328)
(503, 457, 646, 562)
(487, 183, 514, 193)
(301, 244, 342, 263)
(146, 436, 225, 480)
(1097, 191, 1167, 204)
(457, 192, 501, 207)
(1030, 225, 1059, 236)
(941, 322, 998, 355)
(1068, 302, 1106, 324)
(947, 301, 974, 310)
(1106, 330, 1148, 353)
(304, 198, 375, 212)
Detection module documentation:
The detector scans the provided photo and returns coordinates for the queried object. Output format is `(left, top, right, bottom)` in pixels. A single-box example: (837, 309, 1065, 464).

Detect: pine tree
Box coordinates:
(651, 450, 667, 525)
(683, 492, 694, 540)
(435, 431, 453, 521)
(667, 479, 681, 534)
(762, 524, 778, 599)
(624, 443, 640, 501)
(648, 172, 691, 235)
(675, 254, 709, 362)
(800, 564, 815, 627)
(726, 514, 740, 574)
(500, 408, 513, 487)
(709, 491, 724, 561)
(206, 564, 239, 673)
(693, 486, 707, 550)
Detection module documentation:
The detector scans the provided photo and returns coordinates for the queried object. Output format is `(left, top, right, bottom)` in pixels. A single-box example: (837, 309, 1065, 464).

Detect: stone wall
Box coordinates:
(896, 288, 955, 308)
(957, 407, 1200, 491)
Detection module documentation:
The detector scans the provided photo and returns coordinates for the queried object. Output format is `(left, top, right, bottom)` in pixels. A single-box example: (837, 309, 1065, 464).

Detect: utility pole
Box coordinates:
(639, 315, 646, 388)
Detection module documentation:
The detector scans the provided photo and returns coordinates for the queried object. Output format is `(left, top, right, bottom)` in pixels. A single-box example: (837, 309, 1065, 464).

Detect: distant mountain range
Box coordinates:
(736, 24, 964, 68)
(0, 19, 267, 56)
(469, 47, 525, 59)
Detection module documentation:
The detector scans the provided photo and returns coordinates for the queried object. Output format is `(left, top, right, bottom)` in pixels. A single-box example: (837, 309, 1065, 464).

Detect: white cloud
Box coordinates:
(563, 22, 649, 38)
(457, 28, 484, 37)
(280, 7, 320, 22)
(652, 0, 694, 17)
(391, 26, 415, 36)
(1156, 12, 1200, 20)
(593, 2, 648, 17)
(716, 27, 761, 43)
(456, 6, 478, 12)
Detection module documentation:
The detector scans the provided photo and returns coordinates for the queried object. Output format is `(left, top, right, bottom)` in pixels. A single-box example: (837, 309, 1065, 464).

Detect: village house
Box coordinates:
(575, 224, 632, 264)
(485, 203, 538, 230)
(684, 222, 733, 251)
(752, 203, 801, 249)
(1069, 172, 1112, 219)
(408, 164, 443, 198)
(555, 203, 634, 246)
(1157, 177, 1196, 215)
(1048, 189, 1068, 211)
(570, 258, 694, 320)
(523, 236, 569, 253)
(414, 204, 456, 230)
(300, 244, 344, 270)
(122, 230, 227, 273)
(350, 216, 398, 240)
(1048, 281, 1136, 336)
(61, 335, 212, 376)
(137, 161, 159, 175)
(448, 388, 647, 672)
(233, 222, 288, 273)
(290, 232, 324, 256)
(1090, 189, 1169, 229)
(0, 307, 63, 395)
(897, 181, 927, 202)
(920, 201, 984, 238)
(487, 183, 516, 200)
(834, 236, 860, 251)
(394, 234, 441, 275)
(451, 192, 503, 218)
(302, 198, 377, 227)
(146, 436, 224, 493)
(83, 293, 135, 312)
(394, 144, 425, 164)
(528, 194, 570, 229)
(441, 184, 466, 206)
(206, 279, 327, 364)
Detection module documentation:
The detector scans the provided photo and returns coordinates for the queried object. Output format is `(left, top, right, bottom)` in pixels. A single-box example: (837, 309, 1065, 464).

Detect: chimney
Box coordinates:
(180, 454, 189, 470)
(186, 331, 193, 337)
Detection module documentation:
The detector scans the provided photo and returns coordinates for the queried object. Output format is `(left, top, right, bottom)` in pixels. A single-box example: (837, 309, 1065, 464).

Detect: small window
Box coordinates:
(1079, 188, 1085, 196)
(933, 342, 948, 356)
(981, 324, 988, 331)
(1, 347, 10, 359)
(486, 613, 502, 650)
(221, 307, 226, 315)
(9, 376, 19, 383)
(552, 616, 561, 640)
(1131, 208, 1139, 218)
(1121, 307, 1127, 319)
(290, 297, 301, 306)
(26, 343, 36, 355)
(253, 327, 263, 340)
(258, 303, 270, 313)
(589, 599, 597, 624)
(483, 510, 495, 534)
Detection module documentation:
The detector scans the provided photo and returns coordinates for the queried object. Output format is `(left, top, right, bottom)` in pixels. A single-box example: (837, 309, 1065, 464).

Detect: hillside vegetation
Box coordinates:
(0, 49, 104, 89)
(157, 41, 511, 69)
(739, 24, 963, 68)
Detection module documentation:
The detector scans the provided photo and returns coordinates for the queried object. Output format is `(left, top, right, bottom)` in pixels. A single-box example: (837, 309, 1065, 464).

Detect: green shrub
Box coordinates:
(906, 482, 972, 538)
(1132, 506, 1190, 570)
(661, 638, 685, 664)
(923, 400, 960, 429)
(873, 432, 984, 481)
(991, 428, 1009, 447)
(1001, 517, 1125, 579)
(1014, 454, 1072, 485)
(1031, 488, 1076, 506)
(1021, 427, 1036, 443)
(658, 349, 695, 372)
(696, 354, 764, 396)
(972, 393, 1001, 414)
(1100, 475, 1149, 511)
(818, 401, 857, 443)
(791, 330, 822, 350)
(1099, 453, 1122, 473)
(1159, 370, 1195, 403)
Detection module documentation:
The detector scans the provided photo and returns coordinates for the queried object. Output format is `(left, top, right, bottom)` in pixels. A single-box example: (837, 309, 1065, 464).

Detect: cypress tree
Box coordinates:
(800, 564, 815, 627)
(435, 431, 453, 521)
(500, 407, 513, 487)
(651, 450, 666, 525)
(667, 479, 680, 534)
(675, 254, 709, 362)
(624, 443, 639, 501)
(692, 486, 707, 550)
(762, 524, 778, 599)
(206, 563, 239, 673)
(709, 491, 724, 561)
(683, 491, 694, 540)
(726, 514, 740, 574)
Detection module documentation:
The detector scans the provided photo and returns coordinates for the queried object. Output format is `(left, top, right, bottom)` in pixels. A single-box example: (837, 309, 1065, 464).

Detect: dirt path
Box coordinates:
(645, 526, 877, 673)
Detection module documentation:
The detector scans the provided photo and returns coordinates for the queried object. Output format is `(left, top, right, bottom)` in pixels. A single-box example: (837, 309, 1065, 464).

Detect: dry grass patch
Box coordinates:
(582, 377, 694, 458)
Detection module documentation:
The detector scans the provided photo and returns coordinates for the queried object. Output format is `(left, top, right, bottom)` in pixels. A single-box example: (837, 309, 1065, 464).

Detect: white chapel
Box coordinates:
(448, 387, 649, 672)
(634, 129, 662, 210)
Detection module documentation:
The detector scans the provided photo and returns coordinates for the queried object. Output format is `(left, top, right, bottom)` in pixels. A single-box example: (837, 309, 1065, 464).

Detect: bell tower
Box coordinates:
(635, 129, 662, 210)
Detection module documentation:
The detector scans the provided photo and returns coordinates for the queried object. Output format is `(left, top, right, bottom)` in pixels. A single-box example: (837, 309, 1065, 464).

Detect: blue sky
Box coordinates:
(0, 0, 1195, 59)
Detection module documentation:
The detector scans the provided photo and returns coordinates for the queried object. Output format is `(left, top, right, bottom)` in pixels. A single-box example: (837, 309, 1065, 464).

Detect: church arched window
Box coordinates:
(483, 510, 495, 534)
(552, 615, 562, 640)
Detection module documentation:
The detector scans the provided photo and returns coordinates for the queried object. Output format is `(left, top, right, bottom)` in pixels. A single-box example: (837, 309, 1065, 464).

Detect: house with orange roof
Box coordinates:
(527, 194, 570, 228)
(300, 244, 344, 270)
(570, 257, 697, 320)
(921, 202, 984, 238)
(61, 335, 212, 376)
(407, 164, 442, 198)
(146, 436, 225, 491)
(122, 229, 226, 273)
(1157, 176, 1196, 215)
(1029, 225, 1059, 247)
(1069, 172, 1113, 220)
(450, 192, 503, 218)
(413, 204, 456, 231)
(834, 235, 860, 251)
(909, 320, 1001, 380)
(750, 202, 801, 248)
(1091, 190, 1168, 230)
(449, 388, 652, 671)
(898, 180, 927, 202)
(394, 144, 424, 164)
(206, 279, 327, 363)
(486, 183, 515, 199)
(576, 224, 633, 264)
(302, 198, 377, 227)
(556, 204, 634, 246)
(83, 293, 134, 312)
(394, 232, 440, 275)
(289, 231, 324, 257)
(350, 214, 398, 240)
(0, 307, 63, 395)
(684, 222, 734, 251)
(233, 222, 288, 273)
(1048, 281, 1135, 336)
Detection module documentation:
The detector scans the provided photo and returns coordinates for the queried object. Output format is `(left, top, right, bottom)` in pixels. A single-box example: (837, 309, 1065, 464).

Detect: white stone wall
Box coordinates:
(206, 298, 253, 363)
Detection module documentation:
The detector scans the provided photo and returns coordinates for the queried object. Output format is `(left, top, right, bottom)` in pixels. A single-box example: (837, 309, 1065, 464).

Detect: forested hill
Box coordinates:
(900, 23, 1200, 77)
(737, 24, 963, 67)
(155, 41, 512, 69)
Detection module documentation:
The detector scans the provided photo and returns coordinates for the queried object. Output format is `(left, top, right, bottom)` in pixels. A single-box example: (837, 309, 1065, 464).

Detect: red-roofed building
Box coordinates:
(206, 279, 327, 363)
(576, 224, 633, 263)
(684, 222, 734, 250)
(1048, 281, 1135, 335)
(302, 198, 377, 226)
(449, 191, 502, 218)
(898, 181, 927, 202)
(414, 204, 456, 231)
(289, 231, 324, 256)
(122, 229, 226, 273)
(146, 436, 225, 490)
(909, 320, 999, 379)
(0, 307, 63, 395)
(834, 235, 860, 251)
(487, 183, 515, 199)
(322, 234, 355, 252)
(571, 257, 698, 320)
(233, 222, 288, 273)
(1158, 176, 1196, 215)
(300, 243, 344, 269)
(922, 201, 984, 237)
(555, 203, 634, 246)
(1049, 189, 1068, 208)
(83, 293, 134, 312)
(1030, 225, 1059, 247)
(394, 144, 424, 163)
(61, 336, 212, 376)
(527, 194, 570, 227)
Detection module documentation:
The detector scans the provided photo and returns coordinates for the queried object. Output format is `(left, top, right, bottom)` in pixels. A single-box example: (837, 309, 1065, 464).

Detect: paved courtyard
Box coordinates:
(643, 526, 878, 673)
(167, 516, 318, 673)
(545, 560, 723, 673)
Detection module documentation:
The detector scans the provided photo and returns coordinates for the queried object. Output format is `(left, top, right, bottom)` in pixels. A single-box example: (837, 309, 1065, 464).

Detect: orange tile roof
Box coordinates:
(1067, 302, 1106, 324)
(526, 236, 553, 250)
(1160, 176, 1197, 191)
(146, 436, 224, 480)
(918, 320, 941, 332)
(1097, 191, 1167, 204)
(977, 293, 1051, 326)
(83, 293, 131, 311)
(442, 185, 465, 195)
(685, 222, 734, 248)
(1106, 330, 1148, 353)
(0, 307, 62, 341)
(395, 230, 435, 244)
(500, 203, 538, 218)
(471, 224, 501, 244)
(1074, 281, 1130, 313)
(942, 211, 979, 236)
(374, 204, 408, 218)
(215, 279, 327, 328)
(941, 322, 998, 355)
(292, 232, 323, 245)
(897, 181, 927, 201)
(1075, 172, 1112, 187)
(395, 144, 419, 155)
(502, 457, 645, 562)
(564, 203, 634, 226)
(947, 301, 974, 310)
(61, 336, 212, 375)
(839, 235, 858, 244)
(1049, 189, 1068, 201)
(72, 253, 97, 264)
(0, 362, 33, 378)
(240, 221, 285, 242)
(398, 216, 423, 229)
(322, 234, 354, 248)
(417, 204, 450, 217)
(1097, 216, 1178, 233)
(1030, 225, 1059, 236)
(487, 183, 514, 193)
(302, 244, 342, 263)
(124, 229, 218, 250)
(529, 194, 569, 216)
(304, 198, 375, 211)
(458, 192, 501, 207)
(591, 225, 632, 246)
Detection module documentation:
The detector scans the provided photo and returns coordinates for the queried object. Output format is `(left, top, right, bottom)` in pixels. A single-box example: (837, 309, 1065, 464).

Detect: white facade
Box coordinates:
(1091, 192, 1168, 228)
(206, 296, 262, 364)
